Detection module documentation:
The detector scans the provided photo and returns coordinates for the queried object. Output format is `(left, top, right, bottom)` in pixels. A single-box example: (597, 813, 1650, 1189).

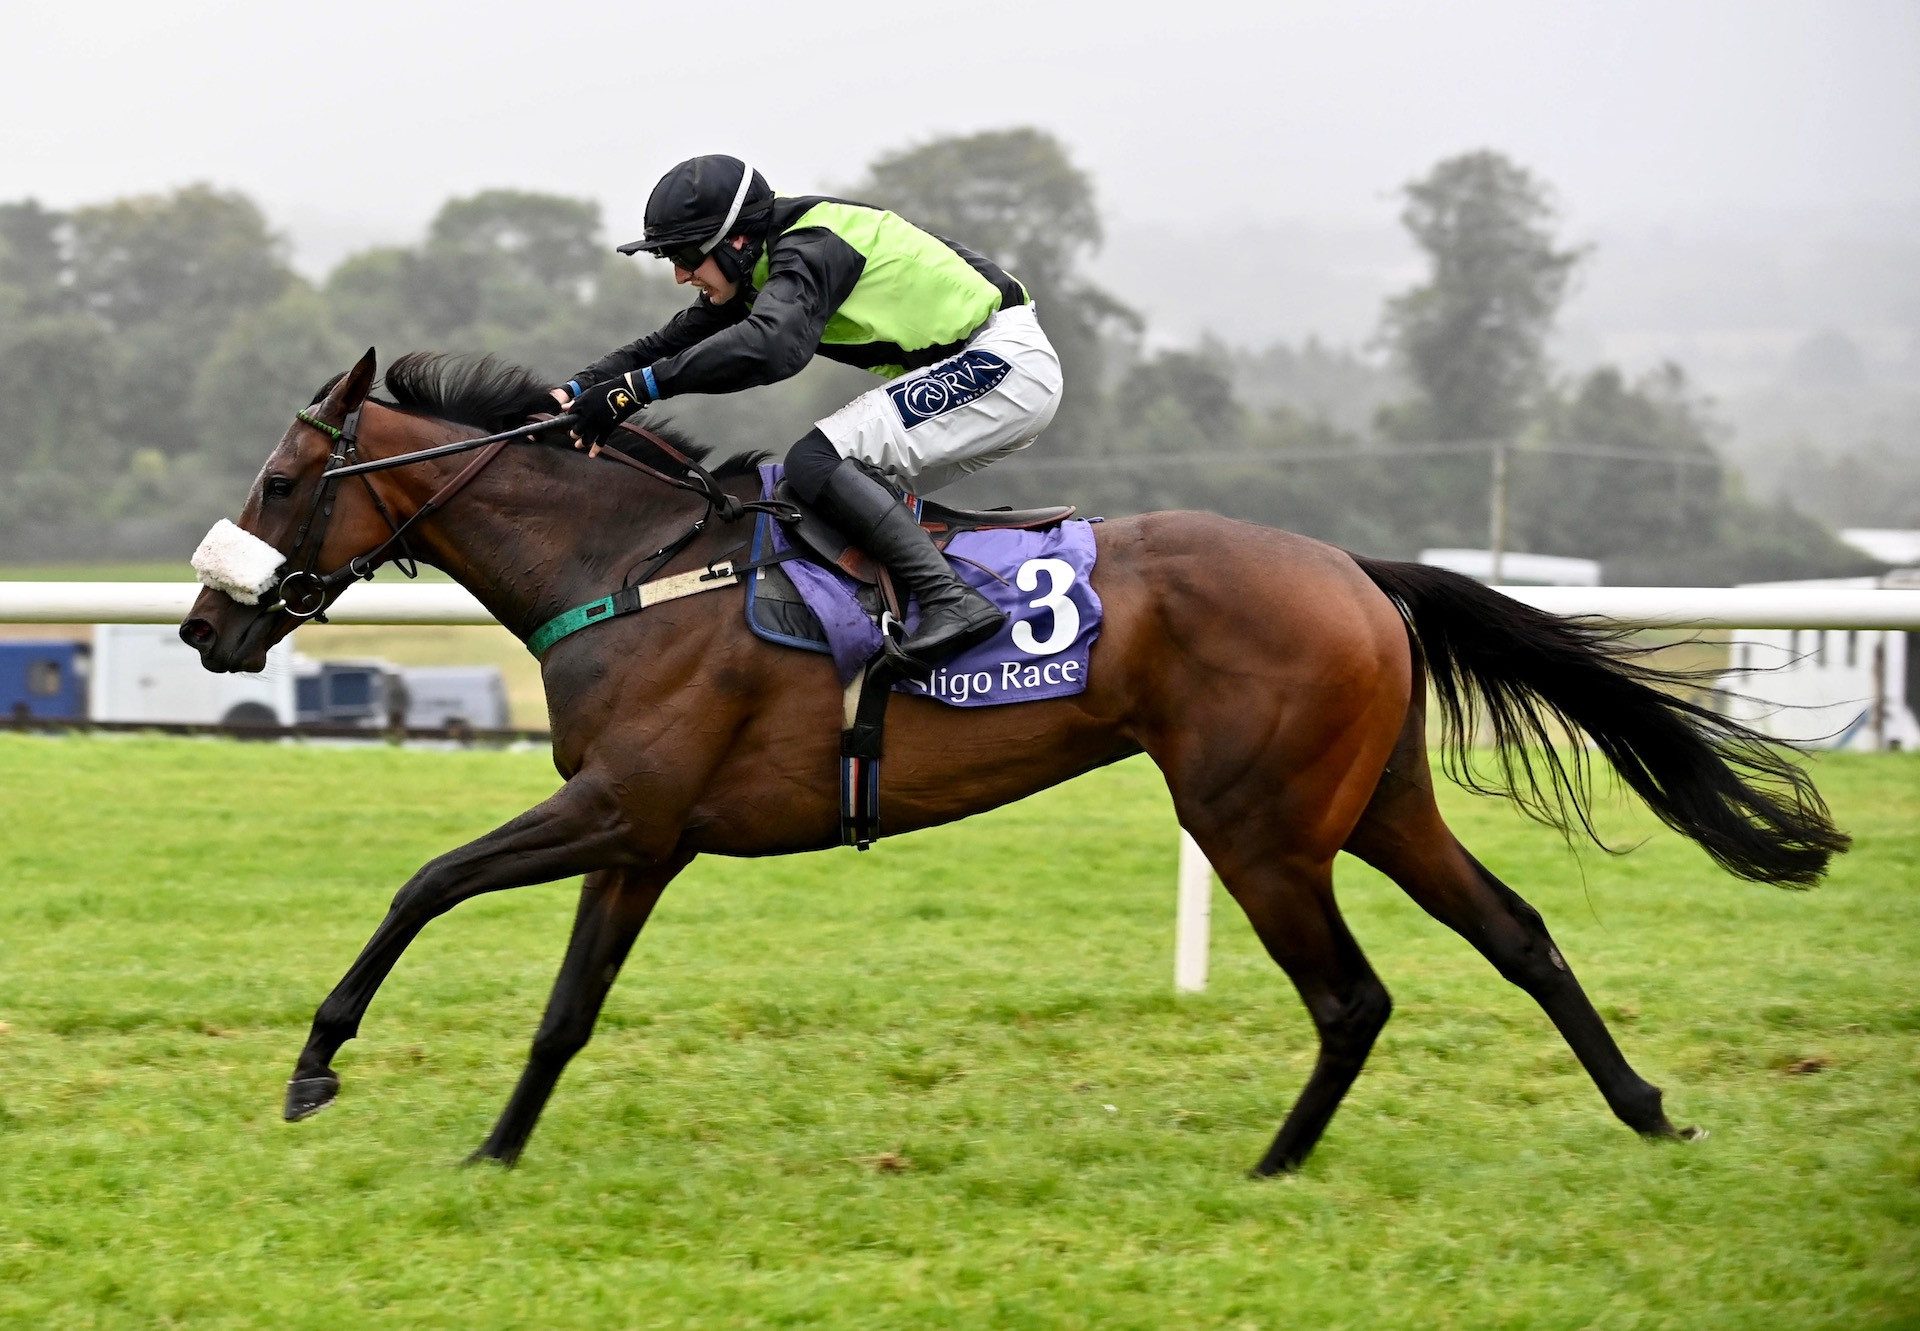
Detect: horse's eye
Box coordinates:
(265, 475, 293, 499)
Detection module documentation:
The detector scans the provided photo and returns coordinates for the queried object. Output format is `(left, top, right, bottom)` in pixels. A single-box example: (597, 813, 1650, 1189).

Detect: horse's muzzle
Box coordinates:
(180, 588, 275, 673)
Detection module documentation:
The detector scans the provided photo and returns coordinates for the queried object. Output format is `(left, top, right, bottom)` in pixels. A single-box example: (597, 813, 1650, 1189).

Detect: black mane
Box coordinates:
(382, 352, 552, 434)
(330, 352, 768, 480)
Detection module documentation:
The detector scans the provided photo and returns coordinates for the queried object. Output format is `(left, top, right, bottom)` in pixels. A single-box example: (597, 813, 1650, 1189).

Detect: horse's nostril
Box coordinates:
(180, 617, 215, 649)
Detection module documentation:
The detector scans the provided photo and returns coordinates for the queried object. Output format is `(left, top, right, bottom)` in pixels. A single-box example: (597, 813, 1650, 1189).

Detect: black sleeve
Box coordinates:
(646, 227, 865, 398)
(568, 297, 746, 389)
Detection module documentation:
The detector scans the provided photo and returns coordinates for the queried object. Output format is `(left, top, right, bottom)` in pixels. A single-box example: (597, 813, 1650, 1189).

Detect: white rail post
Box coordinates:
(1175, 830, 1212, 993)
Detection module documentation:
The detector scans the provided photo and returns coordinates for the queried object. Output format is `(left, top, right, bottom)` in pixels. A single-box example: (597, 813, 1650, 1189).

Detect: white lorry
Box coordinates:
(88, 624, 392, 729)
(90, 623, 299, 727)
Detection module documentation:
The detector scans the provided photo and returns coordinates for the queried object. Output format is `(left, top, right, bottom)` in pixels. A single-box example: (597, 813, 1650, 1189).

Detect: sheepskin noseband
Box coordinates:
(191, 519, 286, 605)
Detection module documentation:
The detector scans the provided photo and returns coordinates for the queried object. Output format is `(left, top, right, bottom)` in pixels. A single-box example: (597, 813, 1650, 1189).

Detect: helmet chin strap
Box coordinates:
(710, 233, 763, 289)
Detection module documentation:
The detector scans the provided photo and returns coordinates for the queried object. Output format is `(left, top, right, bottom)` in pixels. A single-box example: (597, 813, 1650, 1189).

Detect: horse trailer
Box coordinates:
(394, 666, 511, 731)
(0, 641, 89, 721)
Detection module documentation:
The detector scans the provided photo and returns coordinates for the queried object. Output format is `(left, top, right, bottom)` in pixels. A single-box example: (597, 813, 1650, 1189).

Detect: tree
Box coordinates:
(1776, 436, 1920, 531)
(192, 287, 356, 478)
(1609, 491, 1884, 586)
(0, 200, 69, 316)
(0, 313, 116, 483)
(865, 127, 1106, 291)
(1378, 151, 1583, 444)
(325, 246, 435, 350)
(320, 191, 687, 382)
(861, 128, 1140, 453)
(1514, 363, 1723, 560)
(408, 191, 609, 346)
(426, 190, 604, 299)
(1230, 336, 1404, 434)
(64, 184, 293, 334)
(1114, 350, 1241, 445)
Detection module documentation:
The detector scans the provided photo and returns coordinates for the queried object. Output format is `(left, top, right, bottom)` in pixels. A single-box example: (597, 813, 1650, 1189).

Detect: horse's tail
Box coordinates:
(1349, 554, 1848, 887)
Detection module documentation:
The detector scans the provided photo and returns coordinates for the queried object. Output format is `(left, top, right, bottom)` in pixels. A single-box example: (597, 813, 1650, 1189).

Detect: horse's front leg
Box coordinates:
(284, 776, 636, 1122)
(468, 854, 690, 1166)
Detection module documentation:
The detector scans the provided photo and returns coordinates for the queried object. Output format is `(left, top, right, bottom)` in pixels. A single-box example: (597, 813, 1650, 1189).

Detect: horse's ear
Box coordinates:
(325, 347, 378, 414)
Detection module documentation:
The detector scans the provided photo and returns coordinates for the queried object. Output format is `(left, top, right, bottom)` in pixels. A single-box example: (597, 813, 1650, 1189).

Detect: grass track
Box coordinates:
(0, 736, 1915, 1328)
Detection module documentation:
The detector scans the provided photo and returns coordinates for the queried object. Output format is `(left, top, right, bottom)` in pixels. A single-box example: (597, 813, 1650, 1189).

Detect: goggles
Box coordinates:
(648, 242, 712, 271)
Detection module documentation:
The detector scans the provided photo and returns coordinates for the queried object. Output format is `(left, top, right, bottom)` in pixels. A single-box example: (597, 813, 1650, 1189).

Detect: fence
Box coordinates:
(6, 580, 1920, 993)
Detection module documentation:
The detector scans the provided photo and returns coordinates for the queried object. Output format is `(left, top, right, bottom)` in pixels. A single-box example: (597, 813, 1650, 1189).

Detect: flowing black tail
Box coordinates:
(1351, 555, 1849, 887)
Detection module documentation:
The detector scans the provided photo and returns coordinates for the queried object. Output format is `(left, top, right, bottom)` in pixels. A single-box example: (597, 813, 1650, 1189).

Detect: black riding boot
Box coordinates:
(813, 460, 1007, 670)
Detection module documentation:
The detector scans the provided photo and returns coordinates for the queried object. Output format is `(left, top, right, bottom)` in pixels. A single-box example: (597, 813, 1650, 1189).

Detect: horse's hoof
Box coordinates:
(1644, 1121, 1707, 1144)
(284, 1073, 340, 1121)
(1248, 1155, 1304, 1179)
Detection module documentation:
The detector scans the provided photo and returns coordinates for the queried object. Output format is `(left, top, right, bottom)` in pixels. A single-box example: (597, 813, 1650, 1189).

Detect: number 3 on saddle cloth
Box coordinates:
(744, 464, 1104, 848)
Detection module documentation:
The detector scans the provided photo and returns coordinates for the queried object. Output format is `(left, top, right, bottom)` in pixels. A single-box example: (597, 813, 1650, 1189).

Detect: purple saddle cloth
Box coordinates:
(746, 465, 1102, 708)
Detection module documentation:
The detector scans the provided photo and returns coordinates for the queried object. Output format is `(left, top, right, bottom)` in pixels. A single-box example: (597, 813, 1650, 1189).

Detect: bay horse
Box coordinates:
(181, 350, 1847, 1174)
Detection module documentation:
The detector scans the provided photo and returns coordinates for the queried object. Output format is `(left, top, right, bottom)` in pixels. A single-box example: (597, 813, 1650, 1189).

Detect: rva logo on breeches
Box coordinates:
(887, 349, 1012, 430)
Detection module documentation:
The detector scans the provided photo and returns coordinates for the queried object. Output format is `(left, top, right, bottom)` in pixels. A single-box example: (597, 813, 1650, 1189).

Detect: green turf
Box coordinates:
(0, 737, 1914, 1329)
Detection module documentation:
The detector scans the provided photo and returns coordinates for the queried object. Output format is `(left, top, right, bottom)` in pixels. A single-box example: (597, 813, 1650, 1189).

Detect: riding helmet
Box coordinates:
(618, 155, 773, 272)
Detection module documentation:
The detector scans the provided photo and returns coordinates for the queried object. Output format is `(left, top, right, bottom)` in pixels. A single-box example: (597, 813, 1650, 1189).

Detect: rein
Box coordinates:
(262, 406, 798, 637)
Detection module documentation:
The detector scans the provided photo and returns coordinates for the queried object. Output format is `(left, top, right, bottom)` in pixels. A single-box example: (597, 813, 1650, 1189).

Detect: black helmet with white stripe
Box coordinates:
(618, 155, 773, 270)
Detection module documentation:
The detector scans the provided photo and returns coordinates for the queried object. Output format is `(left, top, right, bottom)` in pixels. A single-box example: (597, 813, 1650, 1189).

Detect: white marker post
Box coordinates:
(1175, 830, 1212, 993)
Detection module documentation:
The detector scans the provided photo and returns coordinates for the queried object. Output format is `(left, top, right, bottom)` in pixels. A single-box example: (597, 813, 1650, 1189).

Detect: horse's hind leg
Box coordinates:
(470, 855, 688, 1166)
(1165, 746, 1394, 1171)
(1212, 849, 1393, 1175)
(1345, 753, 1691, 1142)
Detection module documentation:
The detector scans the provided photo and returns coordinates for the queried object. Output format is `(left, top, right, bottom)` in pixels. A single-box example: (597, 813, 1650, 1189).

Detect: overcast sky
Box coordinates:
(7, 0, 1916, 280)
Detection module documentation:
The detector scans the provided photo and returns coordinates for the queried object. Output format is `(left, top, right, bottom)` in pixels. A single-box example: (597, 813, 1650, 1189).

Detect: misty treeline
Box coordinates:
(0, 130, 1887, 581)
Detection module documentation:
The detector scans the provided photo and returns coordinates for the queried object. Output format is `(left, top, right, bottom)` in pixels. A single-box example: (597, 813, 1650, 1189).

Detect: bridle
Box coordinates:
(263, 405, 412, 620)
(257, 403, 796, 622)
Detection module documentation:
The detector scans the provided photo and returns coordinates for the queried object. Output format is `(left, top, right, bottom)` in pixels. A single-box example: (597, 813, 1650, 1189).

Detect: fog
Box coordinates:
(4, 0, 1917, 565)
(10, 1, 1915, 289)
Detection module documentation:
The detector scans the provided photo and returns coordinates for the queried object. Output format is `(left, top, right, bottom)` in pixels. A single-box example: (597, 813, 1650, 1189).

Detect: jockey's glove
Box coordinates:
(569, 371, 654, 446)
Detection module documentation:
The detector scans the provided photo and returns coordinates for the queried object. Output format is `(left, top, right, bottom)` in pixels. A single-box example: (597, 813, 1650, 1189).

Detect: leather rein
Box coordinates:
(261, 405, 797, 623)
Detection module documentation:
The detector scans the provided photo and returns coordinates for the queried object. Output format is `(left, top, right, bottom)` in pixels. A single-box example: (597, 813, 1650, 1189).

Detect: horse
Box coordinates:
(180, 349, 1848, 1174)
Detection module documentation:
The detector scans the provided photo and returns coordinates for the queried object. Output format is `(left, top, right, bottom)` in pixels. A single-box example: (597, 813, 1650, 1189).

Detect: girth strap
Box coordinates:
(839, 655, 904, 850)
(527, 560, 742, 658)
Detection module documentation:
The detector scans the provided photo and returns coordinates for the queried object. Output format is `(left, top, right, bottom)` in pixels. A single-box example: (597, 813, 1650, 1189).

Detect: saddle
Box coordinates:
(748, 469, 1077, 852)
(771, 471, 1075, 585)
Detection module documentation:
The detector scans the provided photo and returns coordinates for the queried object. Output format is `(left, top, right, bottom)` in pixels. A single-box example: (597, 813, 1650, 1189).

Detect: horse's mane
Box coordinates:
(313, 352, 767, 480)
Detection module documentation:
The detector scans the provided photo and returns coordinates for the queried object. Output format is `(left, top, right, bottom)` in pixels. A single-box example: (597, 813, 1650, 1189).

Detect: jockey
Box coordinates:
(557, 154, 1062, 670)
